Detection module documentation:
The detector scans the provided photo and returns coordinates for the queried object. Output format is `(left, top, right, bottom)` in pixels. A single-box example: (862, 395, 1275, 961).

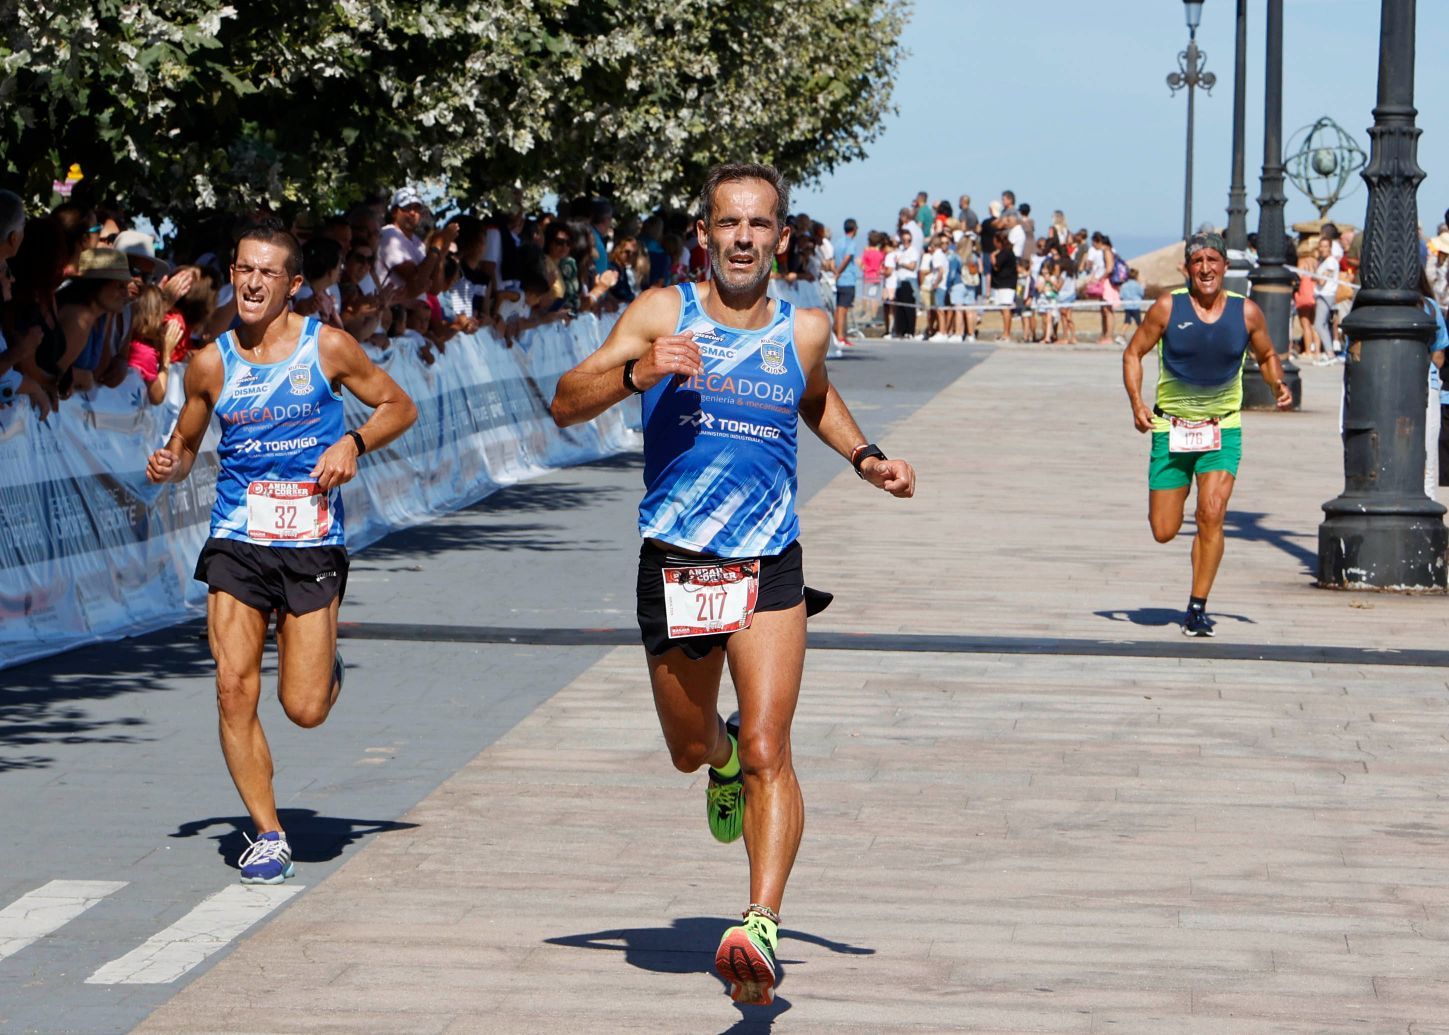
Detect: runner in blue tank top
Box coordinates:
(146, 222, 417, 884)
(553, 163, 917, 1006)
(1122, 231, 1291, 637)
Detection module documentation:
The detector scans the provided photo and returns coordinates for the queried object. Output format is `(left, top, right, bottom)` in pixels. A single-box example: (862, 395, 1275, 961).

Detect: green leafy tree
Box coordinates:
(2, 0, 907, 220)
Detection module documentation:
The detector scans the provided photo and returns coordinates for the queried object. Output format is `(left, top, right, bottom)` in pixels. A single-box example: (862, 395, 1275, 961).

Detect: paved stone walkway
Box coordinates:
(136, 347, 1449, 1033)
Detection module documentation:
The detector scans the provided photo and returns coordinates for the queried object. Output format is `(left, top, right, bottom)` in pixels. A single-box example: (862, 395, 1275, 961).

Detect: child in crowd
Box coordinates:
(500, 271, 571, 349)
(1017, 260, 1036, 342)
(1053, 259, 1078, 344)
(126, 285, 183, 405)
(1119, 268, 1145, 329)
(1036, 256, 1060, 343)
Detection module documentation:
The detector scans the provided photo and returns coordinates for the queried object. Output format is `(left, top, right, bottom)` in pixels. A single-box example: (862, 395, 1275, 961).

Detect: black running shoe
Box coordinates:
(1181, 609, 1215, 637)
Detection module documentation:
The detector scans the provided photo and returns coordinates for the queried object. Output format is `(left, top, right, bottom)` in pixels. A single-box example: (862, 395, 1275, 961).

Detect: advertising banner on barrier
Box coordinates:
(0, 315, 635, 671)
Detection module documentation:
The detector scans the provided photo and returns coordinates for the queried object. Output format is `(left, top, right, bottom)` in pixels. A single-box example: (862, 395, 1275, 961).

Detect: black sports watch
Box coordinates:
(623, 358, 645, 395)
(851, 443, 887, 478)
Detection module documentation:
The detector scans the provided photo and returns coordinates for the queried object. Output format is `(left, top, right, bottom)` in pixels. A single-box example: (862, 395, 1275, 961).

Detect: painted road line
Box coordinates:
(86, 884, 301, 985)
(0, 880, 128, 962)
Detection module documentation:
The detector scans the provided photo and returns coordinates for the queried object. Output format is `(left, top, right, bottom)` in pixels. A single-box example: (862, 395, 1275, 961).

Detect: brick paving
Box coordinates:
(136, 348, 1449, 1033)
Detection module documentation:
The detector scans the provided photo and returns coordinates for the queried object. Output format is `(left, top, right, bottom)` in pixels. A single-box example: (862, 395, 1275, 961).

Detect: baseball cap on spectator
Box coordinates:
(112, 229, 172, 278)
(390, 186, 425, 211)
(75, 248, 134, 282)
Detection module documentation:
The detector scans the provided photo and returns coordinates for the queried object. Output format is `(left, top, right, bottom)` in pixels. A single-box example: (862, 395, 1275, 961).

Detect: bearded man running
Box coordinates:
(551, 163, 916, 1004)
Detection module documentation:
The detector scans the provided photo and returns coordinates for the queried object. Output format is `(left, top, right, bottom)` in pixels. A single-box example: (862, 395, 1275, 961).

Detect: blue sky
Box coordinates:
(792, 0, 1449, 260)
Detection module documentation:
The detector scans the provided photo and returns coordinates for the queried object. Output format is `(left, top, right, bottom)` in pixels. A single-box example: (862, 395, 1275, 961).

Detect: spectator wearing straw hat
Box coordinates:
(57, 248, 134, 393)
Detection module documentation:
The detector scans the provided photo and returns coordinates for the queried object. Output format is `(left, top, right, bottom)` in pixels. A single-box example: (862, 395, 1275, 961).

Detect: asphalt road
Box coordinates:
(0, 339, 985, 1034)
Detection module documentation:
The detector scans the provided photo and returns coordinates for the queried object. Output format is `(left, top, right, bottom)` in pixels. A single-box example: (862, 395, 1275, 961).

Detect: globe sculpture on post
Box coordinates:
(1285, 116, 1368, 219)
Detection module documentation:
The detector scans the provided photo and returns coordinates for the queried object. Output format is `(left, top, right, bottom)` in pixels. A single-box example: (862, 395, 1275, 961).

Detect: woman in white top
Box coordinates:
(1313, 236, 1341, 358)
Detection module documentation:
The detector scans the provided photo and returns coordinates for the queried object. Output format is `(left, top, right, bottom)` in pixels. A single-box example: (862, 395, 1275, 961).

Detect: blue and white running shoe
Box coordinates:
(238, 830, 295, 884)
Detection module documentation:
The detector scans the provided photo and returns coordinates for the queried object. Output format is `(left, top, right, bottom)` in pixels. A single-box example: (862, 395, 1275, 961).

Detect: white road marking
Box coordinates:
(0, 880, 128, 962)
(86, 883, 300, 984)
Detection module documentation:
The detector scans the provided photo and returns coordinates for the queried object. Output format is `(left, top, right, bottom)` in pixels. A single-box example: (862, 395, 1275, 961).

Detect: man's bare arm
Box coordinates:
(796, 308, 915, 496)
(1244, 299, 1293, 408)
(550, 287, 687, 427)
(146, 345, 222, 483)
(1122, 294, 1173, 432)
(311, 327, 419, 490)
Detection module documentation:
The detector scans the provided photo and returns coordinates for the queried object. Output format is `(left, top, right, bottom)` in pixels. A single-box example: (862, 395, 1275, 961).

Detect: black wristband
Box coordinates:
(851, 443, 887, 477)
(623, 358, 645, 394)
(346, 430, 366, 456)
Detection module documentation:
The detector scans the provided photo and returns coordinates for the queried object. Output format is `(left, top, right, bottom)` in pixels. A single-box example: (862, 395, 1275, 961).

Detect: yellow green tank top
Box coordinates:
(1153, 288, 1248, 432)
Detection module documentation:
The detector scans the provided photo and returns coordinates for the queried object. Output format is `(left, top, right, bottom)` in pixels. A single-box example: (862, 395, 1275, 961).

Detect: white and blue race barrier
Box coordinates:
(0, 311, 635, 670)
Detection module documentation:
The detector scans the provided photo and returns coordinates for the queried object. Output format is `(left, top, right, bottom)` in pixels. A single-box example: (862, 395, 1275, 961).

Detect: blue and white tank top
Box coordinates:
(638, 283, 805, 558)
(209, 317, 347, 547)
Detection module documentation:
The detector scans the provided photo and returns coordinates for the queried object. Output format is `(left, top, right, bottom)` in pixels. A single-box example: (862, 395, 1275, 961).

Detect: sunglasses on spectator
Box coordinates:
(231, 263, 289, 280)
(99, 232, 120, 245)
(620, 250, 637, 258)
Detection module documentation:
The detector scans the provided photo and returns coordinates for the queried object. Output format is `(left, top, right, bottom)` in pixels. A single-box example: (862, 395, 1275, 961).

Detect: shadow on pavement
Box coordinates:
(356, 480, 627, 561)
(1223, 510, 1318, 574)
(572, 451, 644, 472)
(546, 917, 873, 1031)
(0, 628, 213, 772)
(169, 808, 419, 866)
(1094, 606, 1256, 627)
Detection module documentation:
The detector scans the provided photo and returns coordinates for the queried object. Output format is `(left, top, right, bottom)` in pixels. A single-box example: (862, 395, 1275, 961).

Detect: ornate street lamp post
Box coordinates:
(1244, 0, 1301, 410)
(1224, 0, 1250, 293)
(1317, 0, 1446, 590)
(1168, 0, 1215, 242)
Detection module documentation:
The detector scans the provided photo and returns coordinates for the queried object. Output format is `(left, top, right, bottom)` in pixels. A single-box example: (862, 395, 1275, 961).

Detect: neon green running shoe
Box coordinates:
(706, 727, 743, 843)
(715, 913, 781, 1004)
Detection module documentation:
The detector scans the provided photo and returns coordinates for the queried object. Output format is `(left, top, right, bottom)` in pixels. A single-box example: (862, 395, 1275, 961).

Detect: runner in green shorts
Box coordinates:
(1122, 231, 1292, 637)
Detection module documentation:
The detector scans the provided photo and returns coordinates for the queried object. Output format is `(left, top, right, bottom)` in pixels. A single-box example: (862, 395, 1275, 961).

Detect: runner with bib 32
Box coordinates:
(1121, 230, 1291, 637)
(145, 221, 416, 884)
(551, 163, 916, 1005)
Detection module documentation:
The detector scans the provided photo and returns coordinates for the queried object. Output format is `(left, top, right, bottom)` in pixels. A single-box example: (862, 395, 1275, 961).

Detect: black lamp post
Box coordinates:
(1168, 0, 1215, 242)
(1223, 0, 1250, 296)
(1244, 0, 1302, 410)
(1318, 0, 1446, 590)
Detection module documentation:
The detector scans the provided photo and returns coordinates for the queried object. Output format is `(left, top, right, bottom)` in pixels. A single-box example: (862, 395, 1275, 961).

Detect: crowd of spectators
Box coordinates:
(804, 190, 1145, 346)
(0, 186, 744, 422)
(9, 178, 1444, 424)
(1289, 220, 1362, 365)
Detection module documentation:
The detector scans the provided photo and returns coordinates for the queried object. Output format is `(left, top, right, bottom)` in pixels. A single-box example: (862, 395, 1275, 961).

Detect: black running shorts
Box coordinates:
(636, 540, 829, 660)
(194, 537, 349, 616)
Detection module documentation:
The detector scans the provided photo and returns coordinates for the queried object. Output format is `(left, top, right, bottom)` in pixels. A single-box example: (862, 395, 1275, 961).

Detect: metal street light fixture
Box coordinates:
(1244, 0, 1302, 410)
(1317, 0, 1446, 590)
(1168, 0, 1216, 242)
